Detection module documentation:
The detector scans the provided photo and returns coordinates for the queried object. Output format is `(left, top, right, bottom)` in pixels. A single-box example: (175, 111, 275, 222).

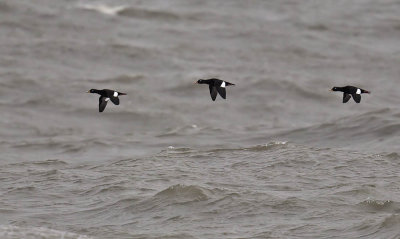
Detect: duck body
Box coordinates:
(196, 78, 235, 101)
(87, 89, 126, 112)
(331, 86, 370, 103)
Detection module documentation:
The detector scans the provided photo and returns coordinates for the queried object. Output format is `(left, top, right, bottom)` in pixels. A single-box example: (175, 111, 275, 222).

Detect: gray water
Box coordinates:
(0, 0, 400, 238)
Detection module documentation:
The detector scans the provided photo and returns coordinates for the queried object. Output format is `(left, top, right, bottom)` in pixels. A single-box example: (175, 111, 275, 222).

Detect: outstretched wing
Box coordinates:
(99, 96, 108, 112)
(110, 96, 119, 105)
(343, 93, 351, 103)
(351, 94, 361, 103)
(216, 86, 226, 99)
(209, 85, 218, 101)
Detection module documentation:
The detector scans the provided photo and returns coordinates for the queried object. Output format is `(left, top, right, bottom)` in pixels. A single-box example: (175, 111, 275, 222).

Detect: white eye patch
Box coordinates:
(113, 92, 118, 97)
(356, 89, 361, 94)
(221, 81, 226, 88)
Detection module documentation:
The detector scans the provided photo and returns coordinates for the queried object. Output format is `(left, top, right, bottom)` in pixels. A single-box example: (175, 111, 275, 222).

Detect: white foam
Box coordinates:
(78, 4, 126, 16)
(267, 141, 287, 146)
(356, 88, 361, 94)
(221, 81, 226, 88)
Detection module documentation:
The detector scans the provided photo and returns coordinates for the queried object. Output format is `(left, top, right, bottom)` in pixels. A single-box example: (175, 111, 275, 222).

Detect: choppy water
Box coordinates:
(0, 0, 399, 238)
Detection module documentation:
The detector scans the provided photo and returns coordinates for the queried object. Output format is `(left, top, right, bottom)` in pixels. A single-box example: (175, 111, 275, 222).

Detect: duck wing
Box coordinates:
(343, 93, 351, 103)
(209, 85, 218, 101)
(351, 93, 361, 103)
(110, 96, 119, 105)
(216, 86, 226, 99)
(99, 96, 108, 112)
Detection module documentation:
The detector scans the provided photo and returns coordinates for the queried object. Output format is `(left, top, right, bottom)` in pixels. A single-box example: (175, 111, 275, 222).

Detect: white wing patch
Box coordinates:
(113, 91, 118, 97)
(221, 81, 226, 88)
(356, 89, 361, 94)
(105, 98, 110, 102)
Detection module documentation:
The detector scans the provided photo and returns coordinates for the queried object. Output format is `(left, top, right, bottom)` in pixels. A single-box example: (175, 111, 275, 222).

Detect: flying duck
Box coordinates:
(87, 89, 126, 112)
(331, 86, 370, 103)
(195, 78, 235, 101)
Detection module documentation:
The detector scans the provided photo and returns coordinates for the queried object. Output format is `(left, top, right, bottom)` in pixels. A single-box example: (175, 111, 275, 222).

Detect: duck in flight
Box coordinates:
(195, 78, 235, 101)
(331, 86, 370, 103)
(87, 89, 126, 112)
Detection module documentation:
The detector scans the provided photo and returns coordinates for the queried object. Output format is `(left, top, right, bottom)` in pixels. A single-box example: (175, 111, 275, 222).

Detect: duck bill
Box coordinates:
(86, 90, 90, 93)
(119, 93, 127, 95)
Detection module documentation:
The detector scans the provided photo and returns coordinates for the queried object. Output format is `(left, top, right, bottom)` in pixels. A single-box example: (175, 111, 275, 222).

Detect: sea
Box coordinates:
(0, 0, 399, 238)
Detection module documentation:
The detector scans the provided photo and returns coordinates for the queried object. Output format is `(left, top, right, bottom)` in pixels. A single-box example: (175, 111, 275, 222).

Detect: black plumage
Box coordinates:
(87, 89, 126, 112)
(331, 86, 370, 103)
(196, 78, 235, 101)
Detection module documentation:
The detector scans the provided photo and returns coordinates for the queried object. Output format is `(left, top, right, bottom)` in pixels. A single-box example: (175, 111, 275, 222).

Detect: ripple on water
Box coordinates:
(0, 225, 92, 239)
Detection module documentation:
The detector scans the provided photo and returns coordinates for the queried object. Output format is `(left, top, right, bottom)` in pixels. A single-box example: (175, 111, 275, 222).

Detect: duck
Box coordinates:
(87, 89, 126, 112)
(331, 86, 370, 103)
(195, 78, 235, 101)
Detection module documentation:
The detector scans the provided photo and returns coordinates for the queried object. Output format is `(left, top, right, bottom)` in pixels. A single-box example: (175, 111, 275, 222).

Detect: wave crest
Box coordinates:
(359, 198, 398, 212)
(154, 184, 209, 203)
(244, 141, 288, 151)
(77, 4, 180, 21)
(77, 3, 127, 16)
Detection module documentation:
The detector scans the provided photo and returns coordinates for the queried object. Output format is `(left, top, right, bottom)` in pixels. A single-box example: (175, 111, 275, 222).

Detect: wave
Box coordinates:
(359, 198, 400, 213)
(77, 4, 181, 21)
(80, 184, 127, 197)
(379, 214, 400, 230)
(156, 141, 289, 158)
(385, 152, 400, 160)
(117, 7, 180, 21)
(11, 137, 114, 155)
(154, 184, 209, 203)
(5, 159, 68, 167)
(77, 3, 127, 16)
(243, 141, 288, 151)
(156, 124, 205, 137)
(83, 185, 213, 217)
(5, 186, 37, 195)
(0, 225, 92, 239)
(273, 108, 400, 151)
(333, 187, 372, 197)
(348, 214, 400, 239)
(158, 146, 194, 156)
